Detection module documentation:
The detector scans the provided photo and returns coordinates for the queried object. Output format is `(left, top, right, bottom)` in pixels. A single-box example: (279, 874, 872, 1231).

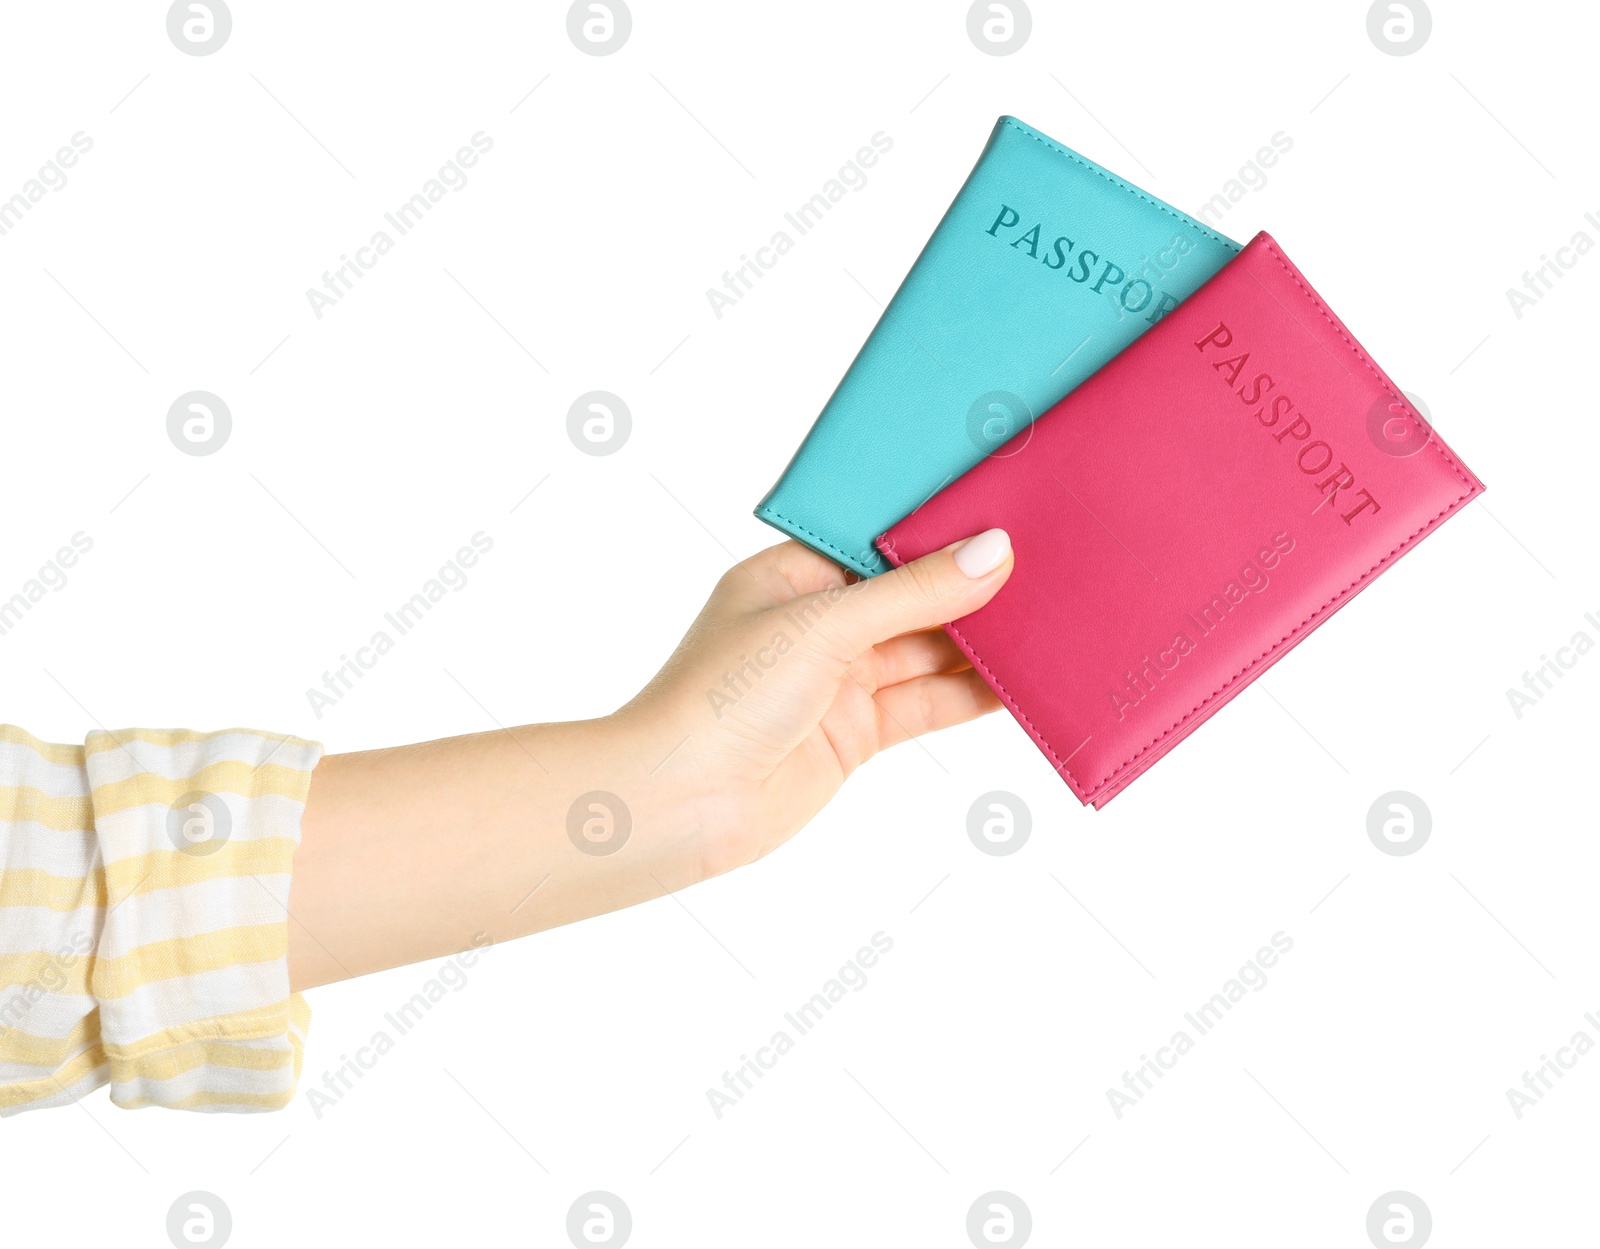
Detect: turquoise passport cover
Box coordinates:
(755, 116, 1241, 575)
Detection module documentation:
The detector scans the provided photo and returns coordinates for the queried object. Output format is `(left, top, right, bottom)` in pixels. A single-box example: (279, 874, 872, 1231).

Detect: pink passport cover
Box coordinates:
(876, 232, 1485, 808)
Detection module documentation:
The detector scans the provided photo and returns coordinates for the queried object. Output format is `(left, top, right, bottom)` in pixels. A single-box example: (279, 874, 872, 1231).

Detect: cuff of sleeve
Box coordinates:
(83, 728, 323, 1112)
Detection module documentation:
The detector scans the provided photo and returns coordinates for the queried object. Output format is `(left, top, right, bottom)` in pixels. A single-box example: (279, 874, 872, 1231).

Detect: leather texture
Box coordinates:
(877, 232, 1486, 808)
(755, 115, 1240, 576)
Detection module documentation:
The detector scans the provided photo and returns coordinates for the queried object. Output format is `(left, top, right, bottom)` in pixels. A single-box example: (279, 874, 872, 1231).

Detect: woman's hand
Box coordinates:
(290, 531, 1012, 989)
(616, 530, 1015, 877)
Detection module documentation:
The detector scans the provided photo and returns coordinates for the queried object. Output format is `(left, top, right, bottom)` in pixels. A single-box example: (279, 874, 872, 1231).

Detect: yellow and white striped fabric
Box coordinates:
(0, 724, 322, 1115)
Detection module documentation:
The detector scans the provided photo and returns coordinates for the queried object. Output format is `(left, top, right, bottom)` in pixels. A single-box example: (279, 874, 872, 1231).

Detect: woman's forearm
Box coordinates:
(287, 713, 713, 990)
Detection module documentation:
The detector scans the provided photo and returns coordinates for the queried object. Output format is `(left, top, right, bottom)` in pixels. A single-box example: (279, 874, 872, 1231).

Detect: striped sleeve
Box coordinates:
(0, 724, 322, 1115)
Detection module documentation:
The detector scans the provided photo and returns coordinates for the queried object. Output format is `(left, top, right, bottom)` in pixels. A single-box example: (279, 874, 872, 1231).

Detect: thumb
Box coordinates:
(816, 528, 1013, 659)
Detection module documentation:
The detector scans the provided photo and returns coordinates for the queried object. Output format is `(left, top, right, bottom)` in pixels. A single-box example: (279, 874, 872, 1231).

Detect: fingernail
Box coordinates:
(953, 528, 1011, 578)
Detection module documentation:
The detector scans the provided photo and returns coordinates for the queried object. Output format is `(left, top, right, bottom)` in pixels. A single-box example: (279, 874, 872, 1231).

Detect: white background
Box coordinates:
(1, 1, 1595, 1245)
